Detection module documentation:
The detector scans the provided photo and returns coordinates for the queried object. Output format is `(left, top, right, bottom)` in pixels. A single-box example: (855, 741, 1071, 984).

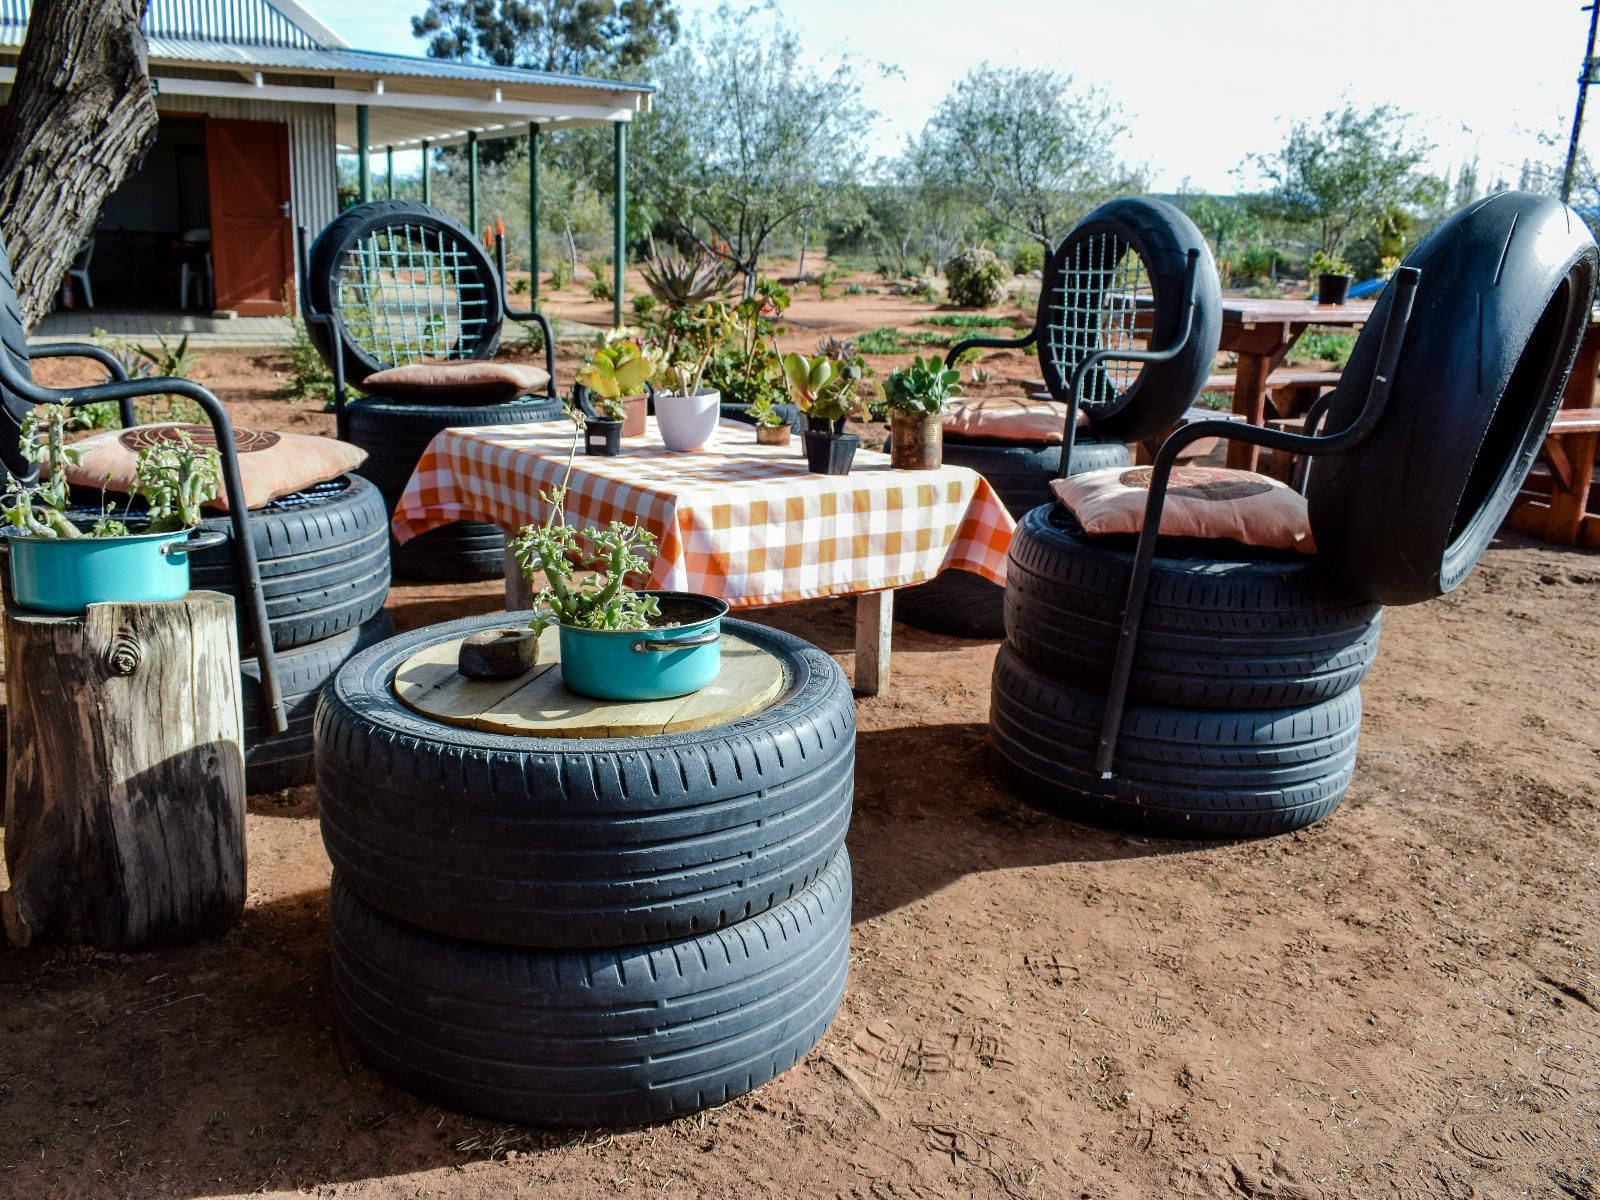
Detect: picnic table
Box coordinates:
(1507, 308, 1600, 547)
(1217, 297, 1374, 471)
(391, 419, 1016, 696)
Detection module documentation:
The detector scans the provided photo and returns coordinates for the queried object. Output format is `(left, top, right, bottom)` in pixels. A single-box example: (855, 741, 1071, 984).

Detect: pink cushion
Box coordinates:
(362, 360, 551, 404)
(65, 424, 367, 512)
(943, 396, 1089, 444)
(1051, 465, 1316, 553)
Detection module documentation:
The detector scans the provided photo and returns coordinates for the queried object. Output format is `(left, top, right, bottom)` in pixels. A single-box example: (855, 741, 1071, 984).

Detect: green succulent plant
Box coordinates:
(576, 335, 659, 415)
(883, 355, 963, 418)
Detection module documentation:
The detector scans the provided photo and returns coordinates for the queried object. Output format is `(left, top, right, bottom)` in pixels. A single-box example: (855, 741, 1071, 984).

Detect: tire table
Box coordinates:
(389, 417, 1016, 696)
(317, 613, 856, 1126)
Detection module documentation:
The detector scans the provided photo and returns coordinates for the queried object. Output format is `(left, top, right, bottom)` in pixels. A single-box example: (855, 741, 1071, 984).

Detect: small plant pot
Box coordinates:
(804, 429, 859, 475)
(584, 418, 624, 456)
(756, 423, 792, 447)
(655, 389, 722, 452)
(1317, 272, 1353, 305)
(620, 395, 648, 438)
(557, 592, 729, 701)
(889, 412, 943, 470)
(6, 527, 227, 615)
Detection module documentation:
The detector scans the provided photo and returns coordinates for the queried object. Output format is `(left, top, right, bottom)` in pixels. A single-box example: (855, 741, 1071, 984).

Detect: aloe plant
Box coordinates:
(641, 244, 738, 311)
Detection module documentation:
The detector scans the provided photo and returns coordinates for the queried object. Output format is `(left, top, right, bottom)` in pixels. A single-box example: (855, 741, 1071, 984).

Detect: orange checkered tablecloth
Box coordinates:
(391, 419, 1017, 607)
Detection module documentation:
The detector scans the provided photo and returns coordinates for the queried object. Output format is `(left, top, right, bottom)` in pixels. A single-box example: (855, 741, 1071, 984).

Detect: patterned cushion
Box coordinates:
(1051, 465, 1315, 553)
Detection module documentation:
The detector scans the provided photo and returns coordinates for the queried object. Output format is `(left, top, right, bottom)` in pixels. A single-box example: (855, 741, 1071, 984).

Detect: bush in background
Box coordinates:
(944, 247, 1009, 308)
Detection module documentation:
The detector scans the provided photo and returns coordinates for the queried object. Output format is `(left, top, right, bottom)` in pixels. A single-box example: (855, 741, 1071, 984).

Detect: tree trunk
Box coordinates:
(2, 590, 246, 951)
(0, 0, 158, 330)
(795, 226, 809, 282)
(565, 221, 579, 282)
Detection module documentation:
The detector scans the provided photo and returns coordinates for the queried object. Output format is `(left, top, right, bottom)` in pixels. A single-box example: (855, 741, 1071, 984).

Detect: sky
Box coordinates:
(311, 0, 1596, 194)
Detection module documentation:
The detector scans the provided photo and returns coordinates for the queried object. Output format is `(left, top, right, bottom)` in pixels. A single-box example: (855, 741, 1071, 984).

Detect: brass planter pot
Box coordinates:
(889, 412, 943, 470)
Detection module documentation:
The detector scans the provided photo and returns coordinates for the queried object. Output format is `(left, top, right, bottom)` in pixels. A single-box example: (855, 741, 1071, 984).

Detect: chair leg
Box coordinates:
(80, 274, 93, 309)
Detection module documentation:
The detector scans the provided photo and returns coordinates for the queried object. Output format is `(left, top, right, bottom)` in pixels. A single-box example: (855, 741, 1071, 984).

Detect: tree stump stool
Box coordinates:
(1, 590, 246, 951)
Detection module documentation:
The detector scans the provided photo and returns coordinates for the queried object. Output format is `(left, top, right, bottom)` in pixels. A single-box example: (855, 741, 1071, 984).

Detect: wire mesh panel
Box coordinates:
(335, 223, 493, 367)
(1044, 231, 1153, 414)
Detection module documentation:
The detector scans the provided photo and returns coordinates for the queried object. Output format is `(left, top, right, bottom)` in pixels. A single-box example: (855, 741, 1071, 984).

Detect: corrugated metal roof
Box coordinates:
(145, 40, 655, 93)
(0, 0, 322, 48)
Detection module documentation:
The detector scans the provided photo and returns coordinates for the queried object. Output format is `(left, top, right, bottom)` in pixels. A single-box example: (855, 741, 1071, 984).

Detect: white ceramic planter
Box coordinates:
(655, 389, 721, 452)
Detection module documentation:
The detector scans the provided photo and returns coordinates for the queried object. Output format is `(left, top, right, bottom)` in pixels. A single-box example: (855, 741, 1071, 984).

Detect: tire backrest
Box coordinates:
(0, 229, 37, 482)
(304, 200, 504, 386)
(1035, 196, 1222, 444)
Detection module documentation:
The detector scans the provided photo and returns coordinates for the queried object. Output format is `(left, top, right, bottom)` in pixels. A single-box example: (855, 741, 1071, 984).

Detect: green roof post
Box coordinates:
(356, 104, 371, 202)
(421, 140, 431, 205)
(528, 122, 541, 302)
(612, 120, 626, 329)
(468, 130, 480, 240)
(385, 145, 394, 199)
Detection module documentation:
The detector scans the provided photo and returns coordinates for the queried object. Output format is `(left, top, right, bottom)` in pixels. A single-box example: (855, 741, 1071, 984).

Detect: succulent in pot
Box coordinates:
(1, 403, 227, 613)
(656, 301, 736, 452)
(1308, 250, 1354, 305)
(576, 332, 658, 439)
(882, 354, 962, 470)
(784, 337, 876, 475)
(748, 392, 792, 447)
(508, 412, 726, 701)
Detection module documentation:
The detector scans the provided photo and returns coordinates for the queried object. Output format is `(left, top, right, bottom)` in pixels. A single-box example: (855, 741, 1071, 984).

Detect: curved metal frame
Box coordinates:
(494, 235, 559, 393)
(0, 340, 288, 735)
(1089, 266, 1421, 777)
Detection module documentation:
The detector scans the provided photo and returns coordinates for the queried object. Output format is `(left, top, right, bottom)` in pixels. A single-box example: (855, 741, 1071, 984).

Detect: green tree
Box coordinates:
(1245, 103, 1441, 258)
(631, 4, 879, 295)
(411, 0, 679, 76)
(920, 64, 1142, 251)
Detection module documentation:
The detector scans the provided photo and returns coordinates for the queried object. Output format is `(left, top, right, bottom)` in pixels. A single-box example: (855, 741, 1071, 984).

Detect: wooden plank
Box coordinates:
(1545, 429, 1599, 545)
(504, 543, 533, 611)
(854, 589, 893, 697)
(1227, 352, 1274, 472)
(393, 632, 784, 738)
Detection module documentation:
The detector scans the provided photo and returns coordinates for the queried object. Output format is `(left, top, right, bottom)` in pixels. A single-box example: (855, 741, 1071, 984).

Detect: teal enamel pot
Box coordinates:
(6, 528, 228, 615)
(558, 591, 729, 701)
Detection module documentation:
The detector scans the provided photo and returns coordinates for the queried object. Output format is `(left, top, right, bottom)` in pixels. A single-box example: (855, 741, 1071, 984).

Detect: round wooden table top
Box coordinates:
(391, 625, 786, 740)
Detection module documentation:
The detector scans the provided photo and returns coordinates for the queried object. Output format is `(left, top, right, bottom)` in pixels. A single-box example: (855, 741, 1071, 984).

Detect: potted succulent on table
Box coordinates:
(509, 413, 727, 701)
(1, 403, 226, 614)
(576, 334, 658, 440)
(657, 301, 736, 452)
(1309, 251, 1354, 305)
(783, 338, 876, 476)
(747, 392, 792, 447)
(882, 354, 962, 470)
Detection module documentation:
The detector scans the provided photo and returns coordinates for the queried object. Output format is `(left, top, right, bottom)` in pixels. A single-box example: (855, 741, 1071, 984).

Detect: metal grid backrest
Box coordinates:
(335, 222, 492, 367)
(1044, 230, 1152, 412)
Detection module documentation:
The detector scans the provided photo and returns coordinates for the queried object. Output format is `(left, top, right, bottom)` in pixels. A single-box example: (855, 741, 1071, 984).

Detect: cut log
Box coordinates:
(2, 590, 246, 951)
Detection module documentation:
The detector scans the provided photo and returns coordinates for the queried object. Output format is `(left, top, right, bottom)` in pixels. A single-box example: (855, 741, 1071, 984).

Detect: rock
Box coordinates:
(458, 627, 539, 679)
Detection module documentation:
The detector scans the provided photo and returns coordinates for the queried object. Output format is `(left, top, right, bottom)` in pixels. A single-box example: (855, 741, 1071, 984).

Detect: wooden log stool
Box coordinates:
(1, 591, 247, 951)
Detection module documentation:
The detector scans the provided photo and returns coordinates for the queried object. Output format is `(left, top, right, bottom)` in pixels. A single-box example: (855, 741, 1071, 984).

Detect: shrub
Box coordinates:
(588, 275, 614, 302)
(549, 259, 572, 290)
(855, 327, 906, 355)
(845, 282, 866, 295)
(944, 247, 1010, 308)
(1011, 242, 1044, 275)
(1286, 331, 1355, 369)
(1231, 244, 1278, 286)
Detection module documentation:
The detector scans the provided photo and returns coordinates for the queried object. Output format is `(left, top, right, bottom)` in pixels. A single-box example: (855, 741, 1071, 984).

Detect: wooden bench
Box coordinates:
(1507, 407, 1600, 547)
(1202, 370, 1342, 418)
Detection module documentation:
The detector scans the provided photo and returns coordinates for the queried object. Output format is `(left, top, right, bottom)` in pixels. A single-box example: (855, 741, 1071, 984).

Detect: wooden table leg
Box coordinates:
(854, 589, 893, 697)
(1227, 352, 1273, 472)
(504, 544, 532, 610)
(1546, 430, 1599, 545)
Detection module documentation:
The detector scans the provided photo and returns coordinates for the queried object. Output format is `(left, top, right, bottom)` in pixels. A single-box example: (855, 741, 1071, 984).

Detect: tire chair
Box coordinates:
(300, 200, 564, 582)
(897, 196, 1223, 639)
(991, 191, 1599, 838)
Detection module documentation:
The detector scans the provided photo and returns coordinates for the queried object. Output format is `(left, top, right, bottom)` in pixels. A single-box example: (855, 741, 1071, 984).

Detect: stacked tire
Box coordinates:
(990, 504, 1380, 837)
(315, 613, 856, 1127)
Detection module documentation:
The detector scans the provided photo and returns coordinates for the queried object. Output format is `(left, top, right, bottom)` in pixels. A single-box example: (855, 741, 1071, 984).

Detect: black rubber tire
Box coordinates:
(330, 850, 851, 1128)
(0, 232, 34, 481)
(988, 646, 1358, 838)
(306, 200, 503, 385)
(1308, 193, 1600, 605)
(316, 613, 856, 948)
(189, 475, 390, 653)
(1037, 197, 1222, 444)
(893, 437, 1131, 640)
(1003, 504, 1382, 708)
(347, 394, 564, 582)
(242, 611, 395, 794)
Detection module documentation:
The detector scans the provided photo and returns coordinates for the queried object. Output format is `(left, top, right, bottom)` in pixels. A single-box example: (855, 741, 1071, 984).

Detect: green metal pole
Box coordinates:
(468, 131, 480, 239)
(612, 121, 626, 328)
(385, 145, 394, 199)
(420, 141, 431, 205)
(528, 122, 541, 302)
(356, 104, 371, 202)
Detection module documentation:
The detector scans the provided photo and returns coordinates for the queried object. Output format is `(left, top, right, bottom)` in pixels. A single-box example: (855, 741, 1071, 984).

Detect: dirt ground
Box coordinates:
(2, 283, 1597, 1199)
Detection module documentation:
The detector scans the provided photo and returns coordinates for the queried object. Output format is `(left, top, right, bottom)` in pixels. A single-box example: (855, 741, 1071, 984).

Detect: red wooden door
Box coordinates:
(205, 118, 293, 316)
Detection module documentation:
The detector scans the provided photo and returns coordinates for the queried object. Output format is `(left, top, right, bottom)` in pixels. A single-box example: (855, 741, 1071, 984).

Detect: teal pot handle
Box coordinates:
(160, 529, 229, 558)
(632, 629, 720, 653)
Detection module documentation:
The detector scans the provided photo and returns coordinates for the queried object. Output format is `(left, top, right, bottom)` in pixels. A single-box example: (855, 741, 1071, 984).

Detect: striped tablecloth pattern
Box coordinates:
(391, 419, 1017, 607)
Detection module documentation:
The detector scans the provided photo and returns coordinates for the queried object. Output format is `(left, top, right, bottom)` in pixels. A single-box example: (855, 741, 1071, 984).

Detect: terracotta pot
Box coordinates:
(756, 424, 791, 447)
(621, 395, 648, 438)
(889, 412, 943, 470)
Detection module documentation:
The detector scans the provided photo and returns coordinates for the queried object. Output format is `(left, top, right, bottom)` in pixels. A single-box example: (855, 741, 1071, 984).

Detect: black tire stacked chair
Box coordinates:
(898, 197, 1223, 639)
(302, 200, 564, 581)
(315, 614, 856, 1127)
(991, 192, 1599, 838)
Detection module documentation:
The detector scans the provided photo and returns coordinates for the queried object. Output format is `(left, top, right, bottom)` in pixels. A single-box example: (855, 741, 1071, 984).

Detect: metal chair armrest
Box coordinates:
(496, 236, 559, 395)
(943, 329, 1036, 368)
(27, 343, 135, 426)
